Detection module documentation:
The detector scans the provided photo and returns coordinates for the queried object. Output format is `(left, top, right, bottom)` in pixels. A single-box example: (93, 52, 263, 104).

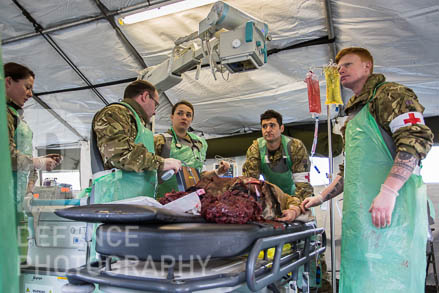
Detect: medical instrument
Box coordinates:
(161, 169, 175, 181)
(170, 127, 183, 149)
(20, 195, 88, 293)
(138, 1, 270, 92)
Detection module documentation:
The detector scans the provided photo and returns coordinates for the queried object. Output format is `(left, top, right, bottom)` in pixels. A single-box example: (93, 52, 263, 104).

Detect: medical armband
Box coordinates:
(292, 172, 310, 183)
(389, 112, 425, 133)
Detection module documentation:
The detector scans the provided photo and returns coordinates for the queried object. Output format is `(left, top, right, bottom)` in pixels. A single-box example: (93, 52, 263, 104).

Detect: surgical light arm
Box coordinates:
(138, 1, 270, 92)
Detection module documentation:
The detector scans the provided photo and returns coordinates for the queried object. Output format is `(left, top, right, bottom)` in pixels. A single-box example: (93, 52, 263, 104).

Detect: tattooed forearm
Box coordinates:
(325, 177, 344, 201)
(388, 151, 418, 182)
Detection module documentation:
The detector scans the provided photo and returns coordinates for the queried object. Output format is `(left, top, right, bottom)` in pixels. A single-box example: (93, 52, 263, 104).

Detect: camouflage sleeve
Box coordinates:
(371, 84, 433, 160)
(8, 109, 34, 171)
(242, 140, 261, 178)
(290, 138, 314, 201)
(285, 195, 302, 208)
(93, 105, 164, 172)
(154, 134, 165, 156)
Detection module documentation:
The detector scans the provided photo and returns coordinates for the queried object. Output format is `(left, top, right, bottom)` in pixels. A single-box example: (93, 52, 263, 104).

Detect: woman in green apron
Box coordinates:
(154, 100, 229, 197)
(5, 62, 61, 262)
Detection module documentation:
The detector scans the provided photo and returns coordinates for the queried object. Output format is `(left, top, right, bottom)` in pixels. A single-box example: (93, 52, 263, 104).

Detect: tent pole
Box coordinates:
(323, 0, 339, 290)
(327, 105, 336, 293)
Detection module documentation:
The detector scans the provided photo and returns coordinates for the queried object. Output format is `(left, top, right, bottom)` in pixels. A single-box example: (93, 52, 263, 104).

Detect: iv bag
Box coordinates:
(304, 71, 321, 115)
(324, 66, 343, 105)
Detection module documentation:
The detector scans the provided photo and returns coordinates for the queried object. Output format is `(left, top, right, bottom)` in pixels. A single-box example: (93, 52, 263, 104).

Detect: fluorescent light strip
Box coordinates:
(120, 0, 217, 24)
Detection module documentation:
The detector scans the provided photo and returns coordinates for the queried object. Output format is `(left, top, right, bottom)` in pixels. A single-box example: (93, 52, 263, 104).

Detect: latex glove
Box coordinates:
(163, 158, 182, 174)
(215, 160, 230, 176)
(277, 205, 301, 222)
(300, 194, 324, 213)
(45, 153, 63, 164)
(369, 184, 398, 228)
(33, 157, 57, 171)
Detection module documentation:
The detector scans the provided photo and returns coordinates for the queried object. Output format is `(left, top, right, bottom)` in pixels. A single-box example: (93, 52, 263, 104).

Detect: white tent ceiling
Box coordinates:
(1, 0, 438, 148)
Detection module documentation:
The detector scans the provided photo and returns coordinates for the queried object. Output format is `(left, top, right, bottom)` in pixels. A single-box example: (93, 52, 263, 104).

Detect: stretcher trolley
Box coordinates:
(56, 204, 325, 293)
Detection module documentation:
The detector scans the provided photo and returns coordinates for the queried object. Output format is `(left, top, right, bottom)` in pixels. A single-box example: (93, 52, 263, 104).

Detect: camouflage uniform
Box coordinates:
(242, 137, 313, 202)
(7, 101, 38, 190)
(338, 73, 433, 175)
(93, 98, 164, 172)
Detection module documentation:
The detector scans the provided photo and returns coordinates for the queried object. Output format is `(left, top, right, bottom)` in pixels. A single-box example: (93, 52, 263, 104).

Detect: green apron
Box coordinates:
(90, 102, 157, 264)
(258, 135, 296, 195)
(92, 102, 157, 203)
(156, 128, 207, 197)
(8, 105, 32, 263)
(340, 85, 428, 292)
(259, 135, 320, 288)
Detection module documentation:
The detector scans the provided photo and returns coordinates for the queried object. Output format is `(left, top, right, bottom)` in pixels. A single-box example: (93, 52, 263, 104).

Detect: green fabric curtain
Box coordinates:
(0, 39, 19, 292)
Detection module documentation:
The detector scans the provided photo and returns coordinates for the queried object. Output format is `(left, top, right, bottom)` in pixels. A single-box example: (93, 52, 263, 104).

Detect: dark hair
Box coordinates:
(172, 100, 194, 115)
(335, 47, 374, 73)
(124, 80, 156, 99)
(4, 62, 35, 81)
(260, 109, 283, 126)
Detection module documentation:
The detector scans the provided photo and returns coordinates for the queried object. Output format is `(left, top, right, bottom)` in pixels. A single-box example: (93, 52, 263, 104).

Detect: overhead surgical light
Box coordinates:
(119, 0, 217, 25)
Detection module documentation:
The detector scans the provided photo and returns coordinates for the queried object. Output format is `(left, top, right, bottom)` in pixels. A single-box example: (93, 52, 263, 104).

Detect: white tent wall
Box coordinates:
(2, 36, 87, 92)
(49, 19, 142, 84)
(2, 0, 438, 147)
(23, 100, 81, 147)
(332, 0, 439, 117)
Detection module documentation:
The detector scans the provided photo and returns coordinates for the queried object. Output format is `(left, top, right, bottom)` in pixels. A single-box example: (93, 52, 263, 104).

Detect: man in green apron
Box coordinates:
(243, 109, 325, 290)
(242, 110, 313, 202)
(301, 47, 433, 292)
(5, 62, 61, 263)
(154, 100, 230, 198)
(92, 80, 181, 203)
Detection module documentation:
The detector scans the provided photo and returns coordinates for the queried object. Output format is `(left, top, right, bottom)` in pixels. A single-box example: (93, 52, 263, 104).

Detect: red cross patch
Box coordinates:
(403, 113, 421, 124)
(305, 173, 310, 182)
(293, 172, 310, 183)
(389, 112, 424, 133)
